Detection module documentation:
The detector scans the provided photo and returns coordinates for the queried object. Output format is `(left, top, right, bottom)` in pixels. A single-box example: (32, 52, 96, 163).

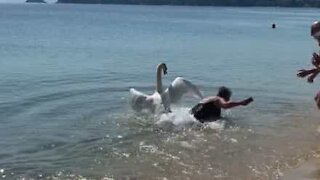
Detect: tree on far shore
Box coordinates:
(56, 0, 320, 7)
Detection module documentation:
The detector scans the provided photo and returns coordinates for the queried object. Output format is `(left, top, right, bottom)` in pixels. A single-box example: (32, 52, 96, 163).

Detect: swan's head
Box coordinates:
(163, 64, 168, 75)
(158, 63, 168, 75)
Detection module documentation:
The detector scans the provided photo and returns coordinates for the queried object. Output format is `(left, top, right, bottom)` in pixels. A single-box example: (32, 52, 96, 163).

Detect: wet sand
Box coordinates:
(282, 110, 320, 180)
(283, 159, 320, 180)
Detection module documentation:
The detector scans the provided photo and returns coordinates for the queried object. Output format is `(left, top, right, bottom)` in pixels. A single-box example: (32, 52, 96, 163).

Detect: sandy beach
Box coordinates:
(283, 159, 320, 180)
(282, 110, 320, 180)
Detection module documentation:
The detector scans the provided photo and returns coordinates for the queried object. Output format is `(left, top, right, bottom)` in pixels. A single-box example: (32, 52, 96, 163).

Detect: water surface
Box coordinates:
(0, 3, 320, 179)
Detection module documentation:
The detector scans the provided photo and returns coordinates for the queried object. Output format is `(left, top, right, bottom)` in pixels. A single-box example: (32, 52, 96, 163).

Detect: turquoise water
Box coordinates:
(0, 3, 320, 179)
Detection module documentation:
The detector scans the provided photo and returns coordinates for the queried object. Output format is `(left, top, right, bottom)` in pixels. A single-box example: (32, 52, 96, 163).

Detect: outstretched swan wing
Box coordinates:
(129, 88, 152, 112)
(164, 77, 203, 104)
(160, 77, 202, 113)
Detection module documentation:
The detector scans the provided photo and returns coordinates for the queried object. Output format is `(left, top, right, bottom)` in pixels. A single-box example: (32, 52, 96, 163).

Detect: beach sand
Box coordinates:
(281, 109, 320, 180)
(283, 159, 320, 180)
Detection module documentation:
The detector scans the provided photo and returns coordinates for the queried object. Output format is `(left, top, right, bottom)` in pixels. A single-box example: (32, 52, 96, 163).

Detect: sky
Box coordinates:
(0, 0, 57, 3)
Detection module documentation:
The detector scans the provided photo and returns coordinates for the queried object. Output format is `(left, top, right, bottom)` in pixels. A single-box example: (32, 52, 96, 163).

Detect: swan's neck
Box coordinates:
(156, 65, 163, 94)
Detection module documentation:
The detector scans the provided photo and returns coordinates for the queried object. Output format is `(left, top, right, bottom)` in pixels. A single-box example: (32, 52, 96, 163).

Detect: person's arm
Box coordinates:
(312, 53, 320, 68)
(315, 90, 320, 109)
(307, 69, 320, 83)
(297, 53, 320, 79)
(297, 53, 320, 83)
(216, 97, 253, 109)
(297, 68, 320, 78)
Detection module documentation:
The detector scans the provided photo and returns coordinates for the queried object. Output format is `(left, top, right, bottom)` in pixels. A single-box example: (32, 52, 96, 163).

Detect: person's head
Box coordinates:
(311, 21, 320, 45)
(217, 86, 232, 101)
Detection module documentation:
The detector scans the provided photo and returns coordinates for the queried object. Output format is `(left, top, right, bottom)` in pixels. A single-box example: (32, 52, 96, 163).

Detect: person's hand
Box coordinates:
(242, 97, 253, 106)
(312, 53, 320, 68)
(297, 69, 314, 78)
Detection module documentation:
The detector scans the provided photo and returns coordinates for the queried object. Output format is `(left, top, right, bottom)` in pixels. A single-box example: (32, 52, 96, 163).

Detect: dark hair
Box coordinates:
(217, 86, 232, 100)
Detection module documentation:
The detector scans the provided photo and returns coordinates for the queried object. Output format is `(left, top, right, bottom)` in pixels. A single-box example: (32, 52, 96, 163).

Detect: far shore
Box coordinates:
(54, 0, 320, 8)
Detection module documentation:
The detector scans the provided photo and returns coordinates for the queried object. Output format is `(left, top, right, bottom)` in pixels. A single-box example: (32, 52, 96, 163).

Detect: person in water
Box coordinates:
(190, 86, 253, 123)
(297, 21, 320, 109)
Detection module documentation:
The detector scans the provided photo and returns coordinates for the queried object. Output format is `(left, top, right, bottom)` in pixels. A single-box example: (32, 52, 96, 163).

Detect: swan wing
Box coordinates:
(129, 88, 152, 112)
(165, 77, 203, 104)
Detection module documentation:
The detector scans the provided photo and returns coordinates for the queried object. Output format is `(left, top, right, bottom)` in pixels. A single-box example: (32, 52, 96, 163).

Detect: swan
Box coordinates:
(129, 63, 203, 113)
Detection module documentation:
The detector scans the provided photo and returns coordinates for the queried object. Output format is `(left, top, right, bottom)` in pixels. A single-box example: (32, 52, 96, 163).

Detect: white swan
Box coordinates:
(129, 63, 203, 113)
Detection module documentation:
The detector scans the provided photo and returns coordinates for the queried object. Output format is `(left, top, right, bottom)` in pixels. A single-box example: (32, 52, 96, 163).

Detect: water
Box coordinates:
(0, 3, 320, 179)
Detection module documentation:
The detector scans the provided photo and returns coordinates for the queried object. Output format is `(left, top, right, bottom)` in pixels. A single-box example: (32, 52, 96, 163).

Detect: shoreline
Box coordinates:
(54, 0, 320, 8)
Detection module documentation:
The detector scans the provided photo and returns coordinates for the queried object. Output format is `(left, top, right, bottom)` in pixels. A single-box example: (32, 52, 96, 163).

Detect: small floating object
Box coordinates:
(272, 23, 276, 29)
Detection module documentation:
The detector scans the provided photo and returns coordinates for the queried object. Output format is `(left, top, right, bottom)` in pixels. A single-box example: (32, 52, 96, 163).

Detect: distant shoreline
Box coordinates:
(26, 0, 46, 3)
(55, 0, 320, 8)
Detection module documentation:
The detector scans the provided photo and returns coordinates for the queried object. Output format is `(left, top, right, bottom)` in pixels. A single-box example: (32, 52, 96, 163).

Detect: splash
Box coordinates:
(155, 106, 226, 131)
(156, 106, 198, 130)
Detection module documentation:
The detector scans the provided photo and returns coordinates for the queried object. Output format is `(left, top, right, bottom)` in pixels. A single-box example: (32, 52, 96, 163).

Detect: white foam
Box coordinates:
(180, 141, 194, 149)
(154, 106, 229, 131)
(206, 120, 225, 131)
(156, 106, 199, 130)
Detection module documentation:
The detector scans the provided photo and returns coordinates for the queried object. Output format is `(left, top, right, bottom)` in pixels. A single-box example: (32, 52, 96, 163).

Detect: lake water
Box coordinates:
(0, 3, 320, 179)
